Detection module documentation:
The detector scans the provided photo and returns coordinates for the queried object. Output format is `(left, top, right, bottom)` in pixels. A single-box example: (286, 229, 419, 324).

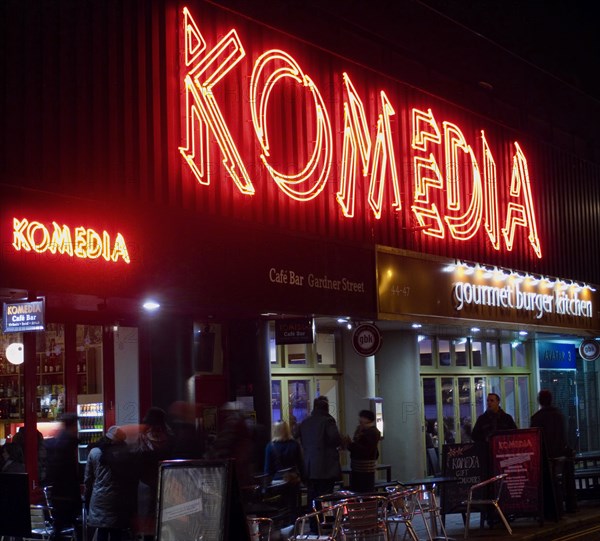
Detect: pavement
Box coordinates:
(276, 499, 600, 540)
(430, 499, 600, 541)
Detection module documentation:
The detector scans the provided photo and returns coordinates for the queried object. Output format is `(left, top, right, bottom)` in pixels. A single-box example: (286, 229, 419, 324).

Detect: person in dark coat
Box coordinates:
(46, 413, 82, 541)
(531, 390, 568, 459)
(264, 420, 304, 523)
(298, 396, 342, 523)
(471, 393, 517, 442)
(85, 426, 136, 541)
(345, 410, 381, 493)
(1, 442, 26, 473)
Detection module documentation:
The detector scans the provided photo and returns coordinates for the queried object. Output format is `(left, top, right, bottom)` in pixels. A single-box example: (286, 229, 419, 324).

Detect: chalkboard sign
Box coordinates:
(490, 428, 543, 518)
(156, 459, 250, 541)
(441, 443, 489, 515)
(0, 473, 31, 537)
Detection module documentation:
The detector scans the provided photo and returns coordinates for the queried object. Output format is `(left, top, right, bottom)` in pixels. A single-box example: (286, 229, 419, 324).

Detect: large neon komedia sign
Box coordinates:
(179, 7, 542, 259)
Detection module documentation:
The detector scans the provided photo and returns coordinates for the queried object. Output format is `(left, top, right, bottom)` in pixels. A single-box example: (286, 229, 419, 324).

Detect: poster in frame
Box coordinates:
(156, 459, 250, 541)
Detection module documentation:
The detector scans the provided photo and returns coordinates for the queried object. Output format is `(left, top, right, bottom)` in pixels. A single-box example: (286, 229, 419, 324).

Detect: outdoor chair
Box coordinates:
(462, 473, 512, 538)
(41, 486, 77, 541)
(338, 494, 389, 540)
(288, 503, 345, 541)
(385, 486, 420, 541)
(247, 516, 273, 541)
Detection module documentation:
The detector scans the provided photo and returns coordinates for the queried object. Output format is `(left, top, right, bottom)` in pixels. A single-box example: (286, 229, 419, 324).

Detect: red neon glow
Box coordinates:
(179, 11, 254, 194)
(338, 73, 401, 218)
(12, 218, 130, 263)
(250, 50, 332, 201)
(481, 131, 500, 250)
(501, 143, 542, 258)
(179, 8, 543, 260)
(442, 122, 483, 240)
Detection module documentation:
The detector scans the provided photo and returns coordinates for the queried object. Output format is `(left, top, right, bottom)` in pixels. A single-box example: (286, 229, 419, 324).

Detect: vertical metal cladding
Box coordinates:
(2, 0, 600, 285)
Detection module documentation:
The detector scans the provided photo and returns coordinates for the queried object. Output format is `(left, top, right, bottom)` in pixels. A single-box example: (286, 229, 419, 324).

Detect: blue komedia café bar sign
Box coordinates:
(2, 299, 46, 333)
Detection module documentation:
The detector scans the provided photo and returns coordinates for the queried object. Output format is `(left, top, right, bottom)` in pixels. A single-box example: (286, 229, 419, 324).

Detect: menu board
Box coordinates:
(490, 428, 542, 517)
(156, 459, 250, 541)
(441, 442, 489, 515)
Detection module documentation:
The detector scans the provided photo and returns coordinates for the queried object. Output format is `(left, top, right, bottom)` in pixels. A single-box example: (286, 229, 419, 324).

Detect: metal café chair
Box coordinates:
(246, 516, 273, 541)
(462, 473, 512, 539)
(338, 494, 389, 541)
(288, 503, 345, 541)
(385, 486, 420, 541)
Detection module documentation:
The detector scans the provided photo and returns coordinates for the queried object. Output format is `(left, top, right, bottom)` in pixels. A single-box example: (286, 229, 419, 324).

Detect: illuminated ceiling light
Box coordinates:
(412, 323, 422, 329)
(519, 330, 528, 336)
(417, 335, 425, 342)
(6, 343, 24, 365)
(470, 327, 480, 333)
(337, 317, 349, 324)
(512, 341, 520, 349)
(142, 300, 161, 312)
(347, 322, 352, 330)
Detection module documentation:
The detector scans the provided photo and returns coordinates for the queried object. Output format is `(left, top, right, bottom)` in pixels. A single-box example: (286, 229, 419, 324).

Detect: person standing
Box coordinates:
(264, 420, 304, 523)
(344, 410, 381, 493)
(1, 442, 26, 473)
(530, 390, 568, 459)
(531, 390, 572, 516)
(46, 413, 81, 541)
(85, 426, 136, 541)
(471, 393, 517, 442)
(298, 396, 342, 517)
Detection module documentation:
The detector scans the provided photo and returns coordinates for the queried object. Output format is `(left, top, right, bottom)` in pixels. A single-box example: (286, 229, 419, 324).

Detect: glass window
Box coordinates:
(485, 342, 499, 367)
(288, 379, 310, 424)
(76, 325, 103, 395)
(439, 340, 451, 367)
(286, 344, 308, 366)
(504, 377, 516, 424)
(472, 341, 499, 367)
(38, 323, 66, 420)
(316, 333, 336, 365)
(517, 376, 530, 429)
(269, 336, 278, 364)
(454, 339, 468, 367)
(441, 377, 456, 444)
(500, 342, 512, 367)
(271, 380, 282, 422)
(458, 377, 472, 442)
(474, 377, 486, 419)
(514, 343, 526, 367)
(419, 337, 433, 366)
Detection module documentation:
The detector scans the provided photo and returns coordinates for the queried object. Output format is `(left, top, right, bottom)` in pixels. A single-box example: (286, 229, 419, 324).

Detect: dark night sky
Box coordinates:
(418, 0, 600, 100)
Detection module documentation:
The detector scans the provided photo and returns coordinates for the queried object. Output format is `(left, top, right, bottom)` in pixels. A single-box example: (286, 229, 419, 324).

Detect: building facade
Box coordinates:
(1, 0, 600, 488)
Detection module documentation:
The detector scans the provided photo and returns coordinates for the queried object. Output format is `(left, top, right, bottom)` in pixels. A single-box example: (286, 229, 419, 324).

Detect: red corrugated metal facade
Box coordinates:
(1, 0, 599, 290)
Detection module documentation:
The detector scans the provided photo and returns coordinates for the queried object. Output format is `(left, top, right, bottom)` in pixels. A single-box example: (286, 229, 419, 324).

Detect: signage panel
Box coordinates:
(275, 318, 314, 345)
(441, 442, 489, 515)
(538, 342, 577, 369)
(3, 299, 45, 333)
(352, 323, 383, 356)
(377, 248, 600, 332)
(579, 339, 600, 361)
(490, 428, 543, 518)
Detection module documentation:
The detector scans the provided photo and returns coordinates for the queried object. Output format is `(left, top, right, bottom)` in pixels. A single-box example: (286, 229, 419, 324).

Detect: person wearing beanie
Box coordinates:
(84, 426, 136, 541)
(345, 410, 381, 493)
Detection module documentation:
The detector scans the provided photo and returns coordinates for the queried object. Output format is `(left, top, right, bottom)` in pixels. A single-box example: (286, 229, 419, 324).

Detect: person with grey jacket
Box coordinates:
(84, 426, 136, 541)
(298, 396, 342, 531)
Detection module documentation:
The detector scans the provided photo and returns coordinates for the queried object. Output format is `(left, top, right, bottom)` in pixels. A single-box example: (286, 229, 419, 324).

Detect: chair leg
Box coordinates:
(492, 503, 513, 535)
(464, 503, 471, 539)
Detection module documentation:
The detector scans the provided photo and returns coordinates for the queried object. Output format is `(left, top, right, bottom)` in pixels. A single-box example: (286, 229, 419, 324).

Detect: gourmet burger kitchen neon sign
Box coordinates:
(179, 7, 542, 259)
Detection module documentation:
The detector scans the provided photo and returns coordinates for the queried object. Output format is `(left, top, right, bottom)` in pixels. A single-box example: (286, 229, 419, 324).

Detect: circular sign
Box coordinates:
(579, 339, 600, 361)
(352, 323, 382, 356)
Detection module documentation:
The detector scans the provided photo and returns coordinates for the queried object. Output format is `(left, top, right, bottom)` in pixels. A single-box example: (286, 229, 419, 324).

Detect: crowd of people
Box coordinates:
(0, 388, 572, 538)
